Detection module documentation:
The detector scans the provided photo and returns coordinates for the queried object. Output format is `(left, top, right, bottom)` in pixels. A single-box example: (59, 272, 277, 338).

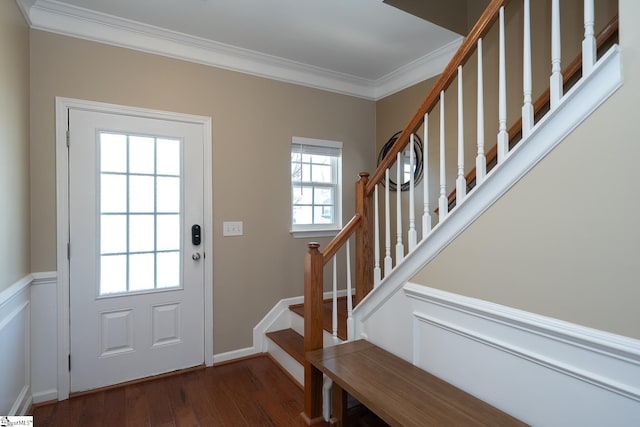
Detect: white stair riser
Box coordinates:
(265, 336, 304, 387)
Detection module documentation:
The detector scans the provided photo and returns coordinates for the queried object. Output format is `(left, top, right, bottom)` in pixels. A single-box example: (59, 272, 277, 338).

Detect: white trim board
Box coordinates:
(353, 45, 623, 331)
(23, 0, 460, 100)
(404, 282, 640, 425)
(55, 97, 214, 400)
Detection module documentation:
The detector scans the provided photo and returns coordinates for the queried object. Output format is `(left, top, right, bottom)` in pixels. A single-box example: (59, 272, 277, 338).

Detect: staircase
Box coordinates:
(265, 297, 349, 386)
(265, 298, 395, 424)
(263, 0, 622, 424)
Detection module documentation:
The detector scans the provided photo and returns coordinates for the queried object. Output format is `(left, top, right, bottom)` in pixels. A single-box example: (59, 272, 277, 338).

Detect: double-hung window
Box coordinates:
(290, 137, 342, 237)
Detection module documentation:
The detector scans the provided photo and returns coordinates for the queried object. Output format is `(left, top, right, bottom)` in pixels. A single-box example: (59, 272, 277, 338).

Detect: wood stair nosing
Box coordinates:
(265, 328, 305, 365)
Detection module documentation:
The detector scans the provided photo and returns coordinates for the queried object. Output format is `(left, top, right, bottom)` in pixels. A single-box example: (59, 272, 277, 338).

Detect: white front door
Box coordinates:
(68, 108, 205, 393)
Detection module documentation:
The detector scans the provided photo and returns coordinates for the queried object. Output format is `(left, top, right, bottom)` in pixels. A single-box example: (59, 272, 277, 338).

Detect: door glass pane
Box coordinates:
(100, 255, 127, 294)
(129, 253, 155, 291)
(157, 251, 180, 288)
(101, 174, 126, 213)
(129, 136, 155, 174)
(157, 177, 180, 213)
(100, 133, 127, 173)
(98, 132, 183, 295)
(157, 215, 180, 251)
(101, 215, 127, 254)
(129, 215, 155, 253)
(157, 139, 180, 175)
(129, 176, 154, 213)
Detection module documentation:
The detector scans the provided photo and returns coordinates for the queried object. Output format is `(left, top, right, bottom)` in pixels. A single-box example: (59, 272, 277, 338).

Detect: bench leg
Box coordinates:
(329, 382, 348, 426)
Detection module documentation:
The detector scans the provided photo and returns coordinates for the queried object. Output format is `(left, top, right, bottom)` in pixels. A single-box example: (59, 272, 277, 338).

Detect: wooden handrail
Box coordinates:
(437, 14, 619, 212)
(366, 0, 512, 196)
(321, 213, 361, 263)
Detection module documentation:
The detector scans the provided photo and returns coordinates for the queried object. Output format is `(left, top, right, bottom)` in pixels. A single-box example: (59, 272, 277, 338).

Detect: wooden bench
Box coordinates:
(307, 340, 527, 426)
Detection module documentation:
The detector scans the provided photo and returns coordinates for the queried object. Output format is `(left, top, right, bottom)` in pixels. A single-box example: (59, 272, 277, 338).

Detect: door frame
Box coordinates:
(55, 97, 214, 400)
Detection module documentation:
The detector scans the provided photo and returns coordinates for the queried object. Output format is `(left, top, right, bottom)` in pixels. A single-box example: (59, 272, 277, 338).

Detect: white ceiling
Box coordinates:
(18, 0, 463, 99)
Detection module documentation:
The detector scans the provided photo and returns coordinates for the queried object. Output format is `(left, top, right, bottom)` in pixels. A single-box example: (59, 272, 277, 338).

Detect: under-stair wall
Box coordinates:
(350, 0, 640, 424)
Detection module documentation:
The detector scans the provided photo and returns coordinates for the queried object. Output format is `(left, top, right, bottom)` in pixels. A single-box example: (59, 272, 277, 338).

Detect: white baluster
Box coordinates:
(476, 38, 486, 184)
(373, 184, 381, 286)
(408, 134, 417, 251)
(438, 91, 448, 222)
(384, 169, 392, 275)
(396, 152, 404, 263)
(497, 6, 509, 163)
(522, 0, 534, 138)
(456, 66, 466, 206)
(332, 256, 338, 344)
(422, 112, 432, 237)
(583, 0, 596, 76)
(346, 241, 354, 340)
(550, 0, 563, 110)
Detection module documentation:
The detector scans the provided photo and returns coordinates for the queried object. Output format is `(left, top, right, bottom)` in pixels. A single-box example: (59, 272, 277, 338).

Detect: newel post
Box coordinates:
(355, 172, 373, 305)
(302, 242, 324, 425)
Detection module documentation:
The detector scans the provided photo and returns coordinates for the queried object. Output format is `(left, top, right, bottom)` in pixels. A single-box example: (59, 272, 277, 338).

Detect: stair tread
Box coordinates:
(266, 328, 304, 365)
(289, 297, 348, 341)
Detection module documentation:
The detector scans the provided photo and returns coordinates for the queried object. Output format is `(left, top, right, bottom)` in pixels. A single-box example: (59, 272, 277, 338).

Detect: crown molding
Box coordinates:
(21, 0, 458, 100)
(16, 0, 35, 25)
(373, 38, 463, 99)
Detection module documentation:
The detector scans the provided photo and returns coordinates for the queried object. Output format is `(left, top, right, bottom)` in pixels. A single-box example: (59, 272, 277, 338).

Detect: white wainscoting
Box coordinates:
(0, 272, 59, 413)
(0, 275, 32, 415)
(404, 282, 640, 426)
(30, 272, 58, 403)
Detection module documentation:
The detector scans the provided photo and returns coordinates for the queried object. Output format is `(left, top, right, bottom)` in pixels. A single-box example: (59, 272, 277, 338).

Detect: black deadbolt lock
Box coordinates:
(191, 224, 201, 246)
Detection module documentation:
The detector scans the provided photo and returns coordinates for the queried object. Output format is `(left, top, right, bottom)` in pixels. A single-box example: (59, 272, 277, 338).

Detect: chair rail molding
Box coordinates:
(405, 282, 640, 425)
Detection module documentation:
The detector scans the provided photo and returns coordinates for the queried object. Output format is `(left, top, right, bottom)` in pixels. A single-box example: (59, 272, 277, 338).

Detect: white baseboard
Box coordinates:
(404, 282, 640, 425)
(212, 346, 259, 365)
(31, 389, 58, 405)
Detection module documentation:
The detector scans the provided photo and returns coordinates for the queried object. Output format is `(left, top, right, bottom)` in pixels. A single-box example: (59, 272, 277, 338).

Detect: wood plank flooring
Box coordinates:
(31, 355, 328, 427)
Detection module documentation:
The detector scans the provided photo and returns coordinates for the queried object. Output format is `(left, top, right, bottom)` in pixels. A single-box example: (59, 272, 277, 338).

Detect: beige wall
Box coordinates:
(413, 0, 639, 340)
(0, 0, 30, 291)
(29, 32, 375, 352)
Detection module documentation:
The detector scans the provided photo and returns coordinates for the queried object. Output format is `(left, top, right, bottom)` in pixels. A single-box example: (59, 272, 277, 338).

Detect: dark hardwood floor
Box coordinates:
(31, 355, 328, 427)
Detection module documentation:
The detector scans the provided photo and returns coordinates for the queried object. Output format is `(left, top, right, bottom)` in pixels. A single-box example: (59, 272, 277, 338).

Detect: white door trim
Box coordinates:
(55, 97, 214, 400)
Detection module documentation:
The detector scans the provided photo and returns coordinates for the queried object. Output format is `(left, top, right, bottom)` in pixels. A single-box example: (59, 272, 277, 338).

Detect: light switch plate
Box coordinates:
(223, 221, 243, 236)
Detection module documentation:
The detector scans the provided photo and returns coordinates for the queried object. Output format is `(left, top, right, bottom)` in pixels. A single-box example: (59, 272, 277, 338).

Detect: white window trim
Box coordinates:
(290, 136, 343, 238)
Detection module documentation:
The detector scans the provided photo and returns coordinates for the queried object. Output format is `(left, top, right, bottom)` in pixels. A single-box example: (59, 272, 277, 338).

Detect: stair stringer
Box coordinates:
(352, 45, 622, 351)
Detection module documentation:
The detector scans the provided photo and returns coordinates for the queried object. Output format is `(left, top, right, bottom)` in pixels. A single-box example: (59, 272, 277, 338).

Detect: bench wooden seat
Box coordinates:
(307, 340, 527, 426)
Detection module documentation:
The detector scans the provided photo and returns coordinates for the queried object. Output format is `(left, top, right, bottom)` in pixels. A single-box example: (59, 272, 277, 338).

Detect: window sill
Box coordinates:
(290, 229, 341, 239)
